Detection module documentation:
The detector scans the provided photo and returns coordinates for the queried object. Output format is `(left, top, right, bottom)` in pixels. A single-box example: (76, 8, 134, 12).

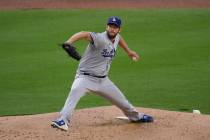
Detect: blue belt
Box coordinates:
(82, 73, 106, 78)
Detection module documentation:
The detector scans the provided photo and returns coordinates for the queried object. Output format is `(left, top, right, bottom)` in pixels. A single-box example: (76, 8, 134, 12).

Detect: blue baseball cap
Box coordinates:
(107, 16, 122, 27)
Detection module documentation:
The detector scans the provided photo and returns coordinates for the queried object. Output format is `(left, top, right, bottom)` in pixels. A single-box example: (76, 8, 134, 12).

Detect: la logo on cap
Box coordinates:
(112, 18, 116, 22)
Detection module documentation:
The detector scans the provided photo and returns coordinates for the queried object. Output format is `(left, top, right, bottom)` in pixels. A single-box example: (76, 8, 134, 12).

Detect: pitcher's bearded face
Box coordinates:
(106, 24, 120, 40)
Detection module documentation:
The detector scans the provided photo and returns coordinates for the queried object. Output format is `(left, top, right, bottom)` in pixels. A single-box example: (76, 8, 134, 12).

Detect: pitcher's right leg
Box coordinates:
(51, 76, 88, 131)
(60, 83, 87, 124)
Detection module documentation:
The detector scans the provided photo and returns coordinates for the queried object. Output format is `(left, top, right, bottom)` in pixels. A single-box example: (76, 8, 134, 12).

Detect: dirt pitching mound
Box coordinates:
(0, 106, 210, 140)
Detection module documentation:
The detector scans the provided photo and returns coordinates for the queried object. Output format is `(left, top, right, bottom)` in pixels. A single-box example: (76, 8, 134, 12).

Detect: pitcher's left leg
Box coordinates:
(98, 78, 153, 122)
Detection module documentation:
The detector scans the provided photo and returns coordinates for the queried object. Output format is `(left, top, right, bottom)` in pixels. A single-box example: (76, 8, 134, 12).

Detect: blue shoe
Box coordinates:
(138, 114, 154, 123)
(51, 119, 68, 131)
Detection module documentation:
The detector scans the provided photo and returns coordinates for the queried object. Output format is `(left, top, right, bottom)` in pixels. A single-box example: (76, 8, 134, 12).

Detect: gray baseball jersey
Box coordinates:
(77, 31, 120, 76)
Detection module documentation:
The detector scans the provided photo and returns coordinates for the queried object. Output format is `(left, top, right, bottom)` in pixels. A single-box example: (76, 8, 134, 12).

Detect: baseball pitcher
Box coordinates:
(51, 16, 153, 131)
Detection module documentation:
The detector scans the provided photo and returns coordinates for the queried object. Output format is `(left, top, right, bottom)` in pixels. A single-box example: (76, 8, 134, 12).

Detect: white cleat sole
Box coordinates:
(51, 122, 68, 131)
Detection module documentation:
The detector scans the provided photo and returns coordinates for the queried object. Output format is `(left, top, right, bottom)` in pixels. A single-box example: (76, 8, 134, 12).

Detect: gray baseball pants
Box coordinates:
(59, 74, 142, 124)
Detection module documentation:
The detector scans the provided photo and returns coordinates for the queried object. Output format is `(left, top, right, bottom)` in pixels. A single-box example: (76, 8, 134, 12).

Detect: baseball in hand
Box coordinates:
(132, 56, 138, 61)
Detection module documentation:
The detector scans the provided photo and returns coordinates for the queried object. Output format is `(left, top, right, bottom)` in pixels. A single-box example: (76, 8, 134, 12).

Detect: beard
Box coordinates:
(106, 31, 118, 40)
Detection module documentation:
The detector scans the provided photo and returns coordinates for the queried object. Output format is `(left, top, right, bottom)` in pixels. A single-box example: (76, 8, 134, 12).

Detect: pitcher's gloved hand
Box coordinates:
(61, 43, 81, 61)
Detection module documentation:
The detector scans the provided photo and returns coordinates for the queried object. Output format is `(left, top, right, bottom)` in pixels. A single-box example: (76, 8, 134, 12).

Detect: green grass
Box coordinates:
(0, 9, 210, 116)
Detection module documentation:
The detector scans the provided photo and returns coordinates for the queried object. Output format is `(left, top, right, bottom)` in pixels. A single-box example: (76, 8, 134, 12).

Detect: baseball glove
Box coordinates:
(61, 43, 81, 61)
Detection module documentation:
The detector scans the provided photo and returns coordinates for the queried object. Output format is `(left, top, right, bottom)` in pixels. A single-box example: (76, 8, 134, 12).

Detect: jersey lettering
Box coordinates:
(101, 49, 115, 58)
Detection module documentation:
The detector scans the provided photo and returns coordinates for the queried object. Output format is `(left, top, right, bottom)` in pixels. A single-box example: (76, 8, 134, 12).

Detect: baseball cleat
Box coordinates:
(138, 114, 154, 123)
(51, 119, 68, 131)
